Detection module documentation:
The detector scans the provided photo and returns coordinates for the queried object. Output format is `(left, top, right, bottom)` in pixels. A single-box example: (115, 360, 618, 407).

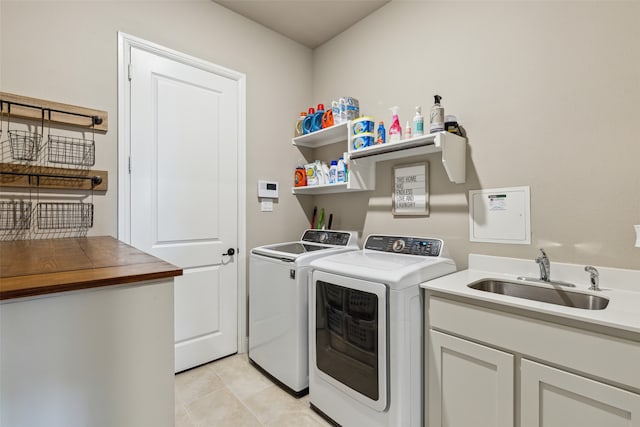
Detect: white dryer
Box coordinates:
(308, 234, 456, 426)
(249, 229, 358, 396)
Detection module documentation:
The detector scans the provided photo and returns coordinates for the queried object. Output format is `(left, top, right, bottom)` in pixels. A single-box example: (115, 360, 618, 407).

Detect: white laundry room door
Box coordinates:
(119, 34, 245, 373)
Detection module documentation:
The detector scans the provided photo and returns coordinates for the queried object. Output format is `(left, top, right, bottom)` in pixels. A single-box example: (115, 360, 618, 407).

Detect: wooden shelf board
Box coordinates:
(0, 163, 108, 191)
(0, 92, 108, 133)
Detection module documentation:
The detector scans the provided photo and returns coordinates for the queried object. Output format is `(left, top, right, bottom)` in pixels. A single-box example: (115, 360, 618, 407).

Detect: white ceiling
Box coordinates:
(212, 0, 390, 49)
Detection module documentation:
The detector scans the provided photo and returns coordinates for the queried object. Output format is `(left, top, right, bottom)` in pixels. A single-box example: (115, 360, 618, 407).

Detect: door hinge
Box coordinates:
(290, 269, 295, 279)
(128, 63, 133, 81)
(128, 156, 132, 174)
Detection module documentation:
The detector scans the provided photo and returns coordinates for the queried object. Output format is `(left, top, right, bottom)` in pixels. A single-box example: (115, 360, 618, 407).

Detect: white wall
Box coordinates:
(312, 1, 640, 270)
(0, 0, 314, 251)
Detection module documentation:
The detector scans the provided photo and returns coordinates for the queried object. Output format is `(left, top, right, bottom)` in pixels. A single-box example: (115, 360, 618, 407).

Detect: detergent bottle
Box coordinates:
(295, 111, 307, 137)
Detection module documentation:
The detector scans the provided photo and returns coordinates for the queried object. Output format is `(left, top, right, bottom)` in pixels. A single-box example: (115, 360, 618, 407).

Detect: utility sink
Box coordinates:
(468, 279, 609, 310)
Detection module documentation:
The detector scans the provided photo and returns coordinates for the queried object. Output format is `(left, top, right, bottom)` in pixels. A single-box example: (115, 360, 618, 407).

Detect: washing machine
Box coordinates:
(249, 229, 358, 396)
(308, 234, 456, 426)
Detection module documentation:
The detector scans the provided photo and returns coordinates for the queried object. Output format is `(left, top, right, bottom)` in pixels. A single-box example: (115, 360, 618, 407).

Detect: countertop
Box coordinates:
(0, 236, 182, 300)
(421, 254, 640, 337)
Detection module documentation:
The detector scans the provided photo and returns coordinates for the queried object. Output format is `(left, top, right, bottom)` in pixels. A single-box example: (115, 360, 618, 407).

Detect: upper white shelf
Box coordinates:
(348, 131, 467, 184)
(291, 122, 349, 148)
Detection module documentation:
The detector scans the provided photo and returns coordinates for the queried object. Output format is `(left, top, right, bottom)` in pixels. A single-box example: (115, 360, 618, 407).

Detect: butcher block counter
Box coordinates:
(1, 236, 182, 427)
(0, 236, 182, 300)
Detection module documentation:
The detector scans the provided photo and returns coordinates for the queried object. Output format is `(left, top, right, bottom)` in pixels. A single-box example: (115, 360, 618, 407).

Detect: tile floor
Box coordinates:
(175, 353, 332, 427)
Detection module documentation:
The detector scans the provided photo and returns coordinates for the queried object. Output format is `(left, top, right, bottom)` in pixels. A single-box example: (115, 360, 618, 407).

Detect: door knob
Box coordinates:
(222, 248, 236, 257)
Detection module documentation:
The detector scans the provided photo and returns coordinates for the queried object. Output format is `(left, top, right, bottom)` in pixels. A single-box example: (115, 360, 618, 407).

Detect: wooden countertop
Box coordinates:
(0, 236, 182, 300)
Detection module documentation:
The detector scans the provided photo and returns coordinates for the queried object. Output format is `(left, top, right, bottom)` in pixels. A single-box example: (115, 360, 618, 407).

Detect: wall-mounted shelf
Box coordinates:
(0, 163, 107, 191)
(292, 121, 349, 148)
(290, 119, 467, 195)
(349, 131, 467, 184)
(0, 92, 108, 132)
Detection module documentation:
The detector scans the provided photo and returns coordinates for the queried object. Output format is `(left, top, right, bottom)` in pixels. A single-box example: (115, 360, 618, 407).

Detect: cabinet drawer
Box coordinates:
(427, 295, 640, 392)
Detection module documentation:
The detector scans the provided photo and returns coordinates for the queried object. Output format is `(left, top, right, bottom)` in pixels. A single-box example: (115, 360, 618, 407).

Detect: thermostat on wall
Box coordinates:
(258, 180, 279, 199)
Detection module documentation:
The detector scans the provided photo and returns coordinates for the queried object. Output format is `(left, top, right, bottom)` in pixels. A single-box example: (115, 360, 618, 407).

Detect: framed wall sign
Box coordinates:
(392, 162, 429, 216)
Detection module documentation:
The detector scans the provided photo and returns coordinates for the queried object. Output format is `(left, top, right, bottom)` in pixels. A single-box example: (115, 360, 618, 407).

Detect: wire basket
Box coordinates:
(9, 130, 42, 161)
(36, 202, 93, 230)
(0, 201, 32, 230)
(47, 134, 95, 166)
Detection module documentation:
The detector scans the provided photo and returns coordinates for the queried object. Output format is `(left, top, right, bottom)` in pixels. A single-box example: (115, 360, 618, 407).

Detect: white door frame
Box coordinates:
(117, 32, 248, 353)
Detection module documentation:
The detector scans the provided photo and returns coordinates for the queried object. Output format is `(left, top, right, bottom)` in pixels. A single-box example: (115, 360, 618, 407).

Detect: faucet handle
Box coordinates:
(584, 265, 601, 291)
(538, 248, 548, 258)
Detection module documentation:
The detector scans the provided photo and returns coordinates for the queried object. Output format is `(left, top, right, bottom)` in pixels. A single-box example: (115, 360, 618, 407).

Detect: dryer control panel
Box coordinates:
(364, 235, 443, 257)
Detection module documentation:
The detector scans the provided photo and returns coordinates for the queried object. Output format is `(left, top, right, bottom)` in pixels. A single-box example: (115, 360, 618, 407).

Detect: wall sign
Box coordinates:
(392, 162, 429, 216)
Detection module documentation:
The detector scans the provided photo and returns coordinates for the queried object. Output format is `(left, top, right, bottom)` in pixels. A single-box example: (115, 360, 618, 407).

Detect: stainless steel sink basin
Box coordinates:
(468, 279, 609, 310)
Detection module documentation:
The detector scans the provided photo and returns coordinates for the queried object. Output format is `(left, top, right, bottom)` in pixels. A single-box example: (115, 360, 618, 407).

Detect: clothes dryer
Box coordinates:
(309, 234, 456, 426)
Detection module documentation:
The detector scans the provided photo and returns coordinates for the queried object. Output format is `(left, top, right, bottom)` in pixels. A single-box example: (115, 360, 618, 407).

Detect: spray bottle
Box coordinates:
(388, 106, 402, 143)
(429, 95, 444, 134)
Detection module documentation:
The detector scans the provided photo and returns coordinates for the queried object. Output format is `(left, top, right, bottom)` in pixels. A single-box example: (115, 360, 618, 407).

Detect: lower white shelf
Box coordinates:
(291, 182, 371, 195)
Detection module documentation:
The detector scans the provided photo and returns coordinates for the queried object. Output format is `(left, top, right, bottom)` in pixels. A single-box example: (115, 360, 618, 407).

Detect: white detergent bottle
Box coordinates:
(337, 157, 346, 183)
(329, 160, 338, 184)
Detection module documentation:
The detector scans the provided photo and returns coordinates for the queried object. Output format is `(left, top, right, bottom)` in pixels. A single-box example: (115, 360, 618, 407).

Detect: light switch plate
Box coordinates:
(261, 199, 273, 212)
(635, 225, 640, 247)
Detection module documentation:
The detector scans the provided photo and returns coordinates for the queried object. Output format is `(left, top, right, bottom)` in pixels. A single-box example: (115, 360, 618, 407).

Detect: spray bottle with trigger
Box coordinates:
(429, 95, 444, 134)
(388, 106, 402, 143)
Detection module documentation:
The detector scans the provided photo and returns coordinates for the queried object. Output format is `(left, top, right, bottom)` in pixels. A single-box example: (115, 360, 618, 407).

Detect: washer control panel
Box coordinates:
(364, 235, 443, 257)
(301, 230, 353, 246)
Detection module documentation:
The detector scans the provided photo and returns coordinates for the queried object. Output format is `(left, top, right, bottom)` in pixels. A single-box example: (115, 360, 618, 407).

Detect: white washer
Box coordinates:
(249, 229, 359, 396)
(308, 234, 456, 426)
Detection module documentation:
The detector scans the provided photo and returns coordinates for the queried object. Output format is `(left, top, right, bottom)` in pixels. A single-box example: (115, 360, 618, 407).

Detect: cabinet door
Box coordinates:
(521, 359, 640, 427)
(428, 330, 514, 427)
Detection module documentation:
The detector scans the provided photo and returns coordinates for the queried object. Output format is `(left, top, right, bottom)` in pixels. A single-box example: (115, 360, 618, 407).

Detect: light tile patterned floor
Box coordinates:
(175, 353, 332, 427)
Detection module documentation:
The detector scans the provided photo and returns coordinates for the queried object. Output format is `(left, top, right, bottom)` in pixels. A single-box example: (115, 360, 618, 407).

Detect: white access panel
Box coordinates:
(469, 186, 531, 244)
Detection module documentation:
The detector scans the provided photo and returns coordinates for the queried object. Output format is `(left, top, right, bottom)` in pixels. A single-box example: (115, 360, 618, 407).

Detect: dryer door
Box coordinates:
(311, 270, 388, 412)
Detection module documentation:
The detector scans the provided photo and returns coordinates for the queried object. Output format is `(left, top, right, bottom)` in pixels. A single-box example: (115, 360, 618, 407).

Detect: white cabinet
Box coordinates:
(291, 122, 467, 195)
(425, 295, 640, 427)
(521, 359, 640, 427)
(428, 330, 514, 427)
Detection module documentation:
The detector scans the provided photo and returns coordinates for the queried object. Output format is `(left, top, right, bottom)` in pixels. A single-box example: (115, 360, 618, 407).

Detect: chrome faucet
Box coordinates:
(536, 248, 550, 282)
(585, 266, 601, 291)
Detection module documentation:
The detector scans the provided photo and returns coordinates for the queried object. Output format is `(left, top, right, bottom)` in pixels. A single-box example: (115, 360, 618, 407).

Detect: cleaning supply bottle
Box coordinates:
(337, 157, 346, 183)
(405, 121, 412, 139)
(328, 160, 338, 184)
(331, 100, 341, 124)
(376, 121, 386, 145)
(338, 98, 347, 124)
(413, 106, 424, 137)
(389, 106, 402, 142)
(429, 95, 444, 133)
(295, 165, 307, 187)
(302, 107, 315, 134)
(295, 111, 307, 137)
(312, 104, 325, 132)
